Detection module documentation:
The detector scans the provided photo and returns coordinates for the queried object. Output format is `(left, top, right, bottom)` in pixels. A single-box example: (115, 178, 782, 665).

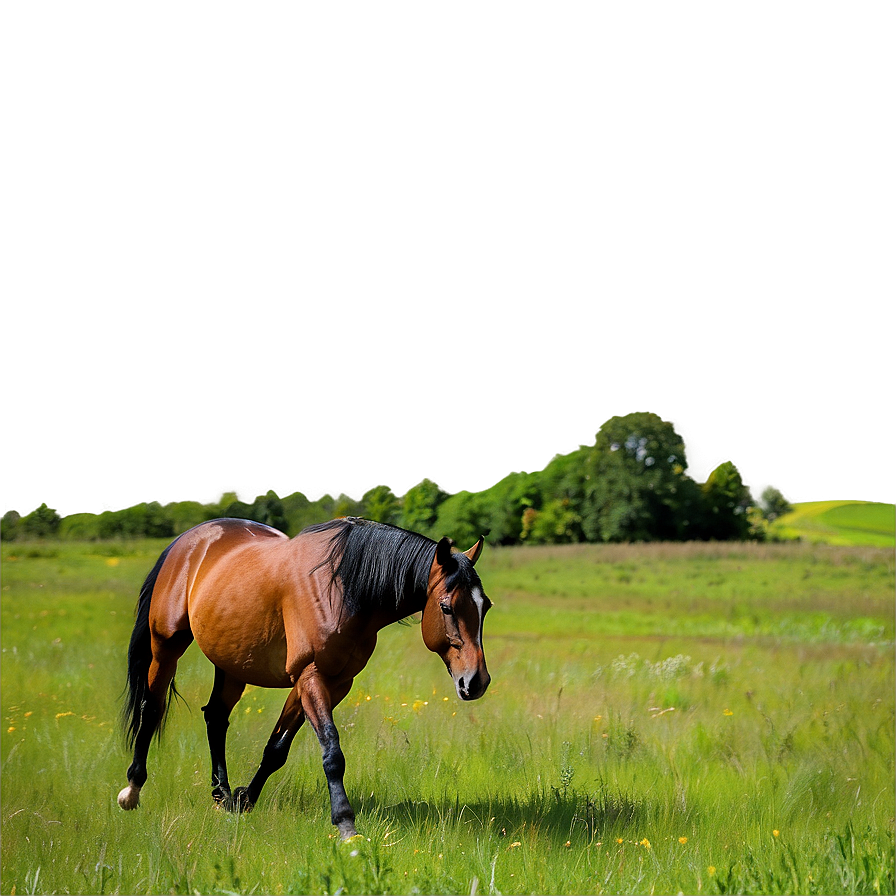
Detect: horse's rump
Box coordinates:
(151, 519, 297, 687)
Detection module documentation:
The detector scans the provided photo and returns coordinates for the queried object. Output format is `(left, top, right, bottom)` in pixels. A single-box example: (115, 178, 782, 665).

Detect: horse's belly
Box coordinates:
(207, 641, 293, 688)
(190, 594, 298, 689)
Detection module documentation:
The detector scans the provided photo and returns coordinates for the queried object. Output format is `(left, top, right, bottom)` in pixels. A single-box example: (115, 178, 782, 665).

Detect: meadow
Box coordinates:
(1, 538, 893, 895)
(769, 501, 895, 549)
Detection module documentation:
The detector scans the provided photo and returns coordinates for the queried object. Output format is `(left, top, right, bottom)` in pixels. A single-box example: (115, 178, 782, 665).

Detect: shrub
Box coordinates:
(58, 512, 101, 540)
(18, 503, 61, 538)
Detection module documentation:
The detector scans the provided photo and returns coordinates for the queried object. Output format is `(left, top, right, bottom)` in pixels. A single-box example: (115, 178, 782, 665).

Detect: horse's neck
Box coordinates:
(375, 586, 429, 629)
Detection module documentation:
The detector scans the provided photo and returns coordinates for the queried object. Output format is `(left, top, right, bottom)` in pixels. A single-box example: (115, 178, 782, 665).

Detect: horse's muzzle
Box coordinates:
(456, 668, 490, 701)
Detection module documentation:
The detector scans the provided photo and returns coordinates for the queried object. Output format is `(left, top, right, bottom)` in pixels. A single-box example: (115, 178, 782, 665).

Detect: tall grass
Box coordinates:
(2, 540, 893, 894)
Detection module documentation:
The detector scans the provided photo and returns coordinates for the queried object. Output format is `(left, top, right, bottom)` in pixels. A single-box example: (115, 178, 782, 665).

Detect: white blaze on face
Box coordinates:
(470, 586, 485, 647)
(451, 584, 489, 701)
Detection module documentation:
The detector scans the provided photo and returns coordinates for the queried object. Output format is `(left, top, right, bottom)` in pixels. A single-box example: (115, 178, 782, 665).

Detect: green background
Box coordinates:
(2, 2, 894, 512)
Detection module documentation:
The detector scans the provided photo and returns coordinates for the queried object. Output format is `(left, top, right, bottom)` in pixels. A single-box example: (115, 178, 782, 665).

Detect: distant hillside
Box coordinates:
(769, 501, 895, 547)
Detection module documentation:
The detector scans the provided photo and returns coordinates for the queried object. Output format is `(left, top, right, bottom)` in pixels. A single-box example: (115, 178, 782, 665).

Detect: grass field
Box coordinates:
(2, 538, 894, 895)
(769, 501, 895, 548)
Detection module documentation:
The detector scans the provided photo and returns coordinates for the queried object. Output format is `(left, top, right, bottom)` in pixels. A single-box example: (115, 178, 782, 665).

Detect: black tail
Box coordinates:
(121, 538, 180, 748)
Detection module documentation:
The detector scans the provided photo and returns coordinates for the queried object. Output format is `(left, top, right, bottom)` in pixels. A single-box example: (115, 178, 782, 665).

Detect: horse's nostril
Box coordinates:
(458, 677, 466, 692)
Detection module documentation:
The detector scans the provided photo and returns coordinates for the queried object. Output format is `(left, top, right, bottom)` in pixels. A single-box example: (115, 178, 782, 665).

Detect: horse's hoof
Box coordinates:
(337, 821, 360, 841)
(225, 787, 254, 813)
(117, 783, 141, 810)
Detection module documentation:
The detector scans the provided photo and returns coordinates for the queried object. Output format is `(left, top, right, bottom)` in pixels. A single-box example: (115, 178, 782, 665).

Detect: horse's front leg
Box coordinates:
(299, 667, 357, 840)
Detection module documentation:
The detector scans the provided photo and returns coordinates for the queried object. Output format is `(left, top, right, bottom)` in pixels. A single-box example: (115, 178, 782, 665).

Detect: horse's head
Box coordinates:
(422, 535, 491, 701)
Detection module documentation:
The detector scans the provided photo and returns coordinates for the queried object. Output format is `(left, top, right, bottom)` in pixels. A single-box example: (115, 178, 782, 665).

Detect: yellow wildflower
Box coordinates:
(679, 836, 688, 844)
(640, 838, 651, 849)
(773, 829, 780, 838)
(708, 866, 716, 877)
(616, 838, 624, 844)
(723, 708, 733, 716)
(509, 841, 522, 849)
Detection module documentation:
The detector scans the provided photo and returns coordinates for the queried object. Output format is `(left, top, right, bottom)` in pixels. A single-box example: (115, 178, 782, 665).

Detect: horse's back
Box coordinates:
(149, 520, 290, 674)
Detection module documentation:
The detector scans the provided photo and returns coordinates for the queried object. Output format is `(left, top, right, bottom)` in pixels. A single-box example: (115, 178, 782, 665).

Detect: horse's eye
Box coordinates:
(440, 602, 453, 615)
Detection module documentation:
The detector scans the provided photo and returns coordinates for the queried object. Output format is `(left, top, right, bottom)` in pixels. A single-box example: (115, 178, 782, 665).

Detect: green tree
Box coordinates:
(399, 479, 447, 537)
(19, 503, 61, 538)
(250, 491, 289, 533)
(529, 447, 591, 542)
(279, 492, 341, 534)
(434, 491, 488, 548)
(522, 498, 580, 544)
(1, 510, 21, 542)
(582, 413, 690, 541)
(58, 513, 101, 540)
(281, 491, 322, 536)
(475, 472, 541, 545)
(701, 461, 753, 540)
(760, 485, 792, 522)
(361, 485, 400, 525)
(216, 492, 240, 515)
(168, 501, 214, 535)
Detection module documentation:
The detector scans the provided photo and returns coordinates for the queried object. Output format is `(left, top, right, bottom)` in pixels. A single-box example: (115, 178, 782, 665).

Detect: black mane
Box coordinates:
(303, 518, 439, 617)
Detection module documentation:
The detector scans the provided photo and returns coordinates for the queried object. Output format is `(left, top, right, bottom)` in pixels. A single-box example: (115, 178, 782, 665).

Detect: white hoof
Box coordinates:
(117, 783, 141, 810)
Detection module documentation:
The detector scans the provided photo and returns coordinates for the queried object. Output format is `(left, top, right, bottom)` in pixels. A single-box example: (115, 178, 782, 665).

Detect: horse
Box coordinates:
(117, 516, 491, 839)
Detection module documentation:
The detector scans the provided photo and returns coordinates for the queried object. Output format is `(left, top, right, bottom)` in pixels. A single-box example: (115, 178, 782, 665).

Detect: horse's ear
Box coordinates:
(464, 536, 484, 566)
(436, 537, 457, 572)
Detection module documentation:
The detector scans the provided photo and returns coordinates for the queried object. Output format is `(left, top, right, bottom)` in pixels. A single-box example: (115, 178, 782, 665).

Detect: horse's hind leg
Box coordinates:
(118, 632, 191, 809)
(231, 686, 306, 812)
(201, 667, 246, 806)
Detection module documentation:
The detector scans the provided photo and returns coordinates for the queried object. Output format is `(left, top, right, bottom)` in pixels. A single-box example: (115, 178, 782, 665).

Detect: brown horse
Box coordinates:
(117, 517, 491, 839)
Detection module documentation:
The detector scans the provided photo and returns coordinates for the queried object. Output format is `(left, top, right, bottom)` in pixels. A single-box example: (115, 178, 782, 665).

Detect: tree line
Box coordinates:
(1, 412, 792, 545)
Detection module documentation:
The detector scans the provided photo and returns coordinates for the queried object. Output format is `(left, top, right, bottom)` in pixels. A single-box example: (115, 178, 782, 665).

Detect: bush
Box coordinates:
(521, 499, 580, 544)
(18, 503, 61, 539)
(58, 513, 101, 540)
(760, 485, 793, 522)
(1, 510, 21, 541)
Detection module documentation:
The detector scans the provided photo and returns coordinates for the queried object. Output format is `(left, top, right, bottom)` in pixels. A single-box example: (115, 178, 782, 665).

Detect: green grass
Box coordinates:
(769, 501, 895, 548)
(2, 539, 894, 894)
